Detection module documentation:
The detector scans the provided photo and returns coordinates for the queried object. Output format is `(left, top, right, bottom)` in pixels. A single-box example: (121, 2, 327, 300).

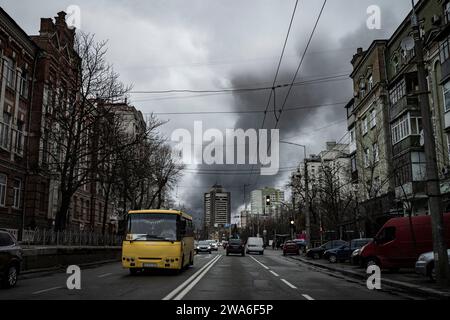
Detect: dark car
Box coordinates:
(226, 239, 245, 256)
(0, 230, 22, 288)
(283, 241, 300, 256)
(306, 240, 348, 260)
(323, 238, 373, 263)
(196, 240, 212, 254)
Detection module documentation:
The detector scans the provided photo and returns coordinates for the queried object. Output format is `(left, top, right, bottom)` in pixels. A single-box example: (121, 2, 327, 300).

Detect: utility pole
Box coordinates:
(411, 0, 450, 286)
(304, 156, 310, 248)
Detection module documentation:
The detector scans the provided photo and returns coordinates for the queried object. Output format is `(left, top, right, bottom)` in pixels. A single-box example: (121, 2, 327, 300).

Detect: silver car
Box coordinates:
(415, 249, 450, 281)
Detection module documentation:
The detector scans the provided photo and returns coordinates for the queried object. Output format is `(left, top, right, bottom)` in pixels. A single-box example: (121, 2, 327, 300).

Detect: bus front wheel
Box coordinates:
(129, 269, 139, 276)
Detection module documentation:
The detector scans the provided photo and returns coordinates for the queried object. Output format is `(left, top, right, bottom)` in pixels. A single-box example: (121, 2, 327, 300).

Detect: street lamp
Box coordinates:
(280, 141, 310, 248)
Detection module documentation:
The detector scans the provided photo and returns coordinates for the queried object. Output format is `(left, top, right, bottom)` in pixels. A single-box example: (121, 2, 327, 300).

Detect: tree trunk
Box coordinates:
(55, 194, 71, 232)
(102, 183, 111, 235)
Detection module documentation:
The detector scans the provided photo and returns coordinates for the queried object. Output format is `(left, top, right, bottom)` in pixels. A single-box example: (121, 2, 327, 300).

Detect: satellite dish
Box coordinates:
(420, 130, 424, 147)
(401, 36, 415, 51)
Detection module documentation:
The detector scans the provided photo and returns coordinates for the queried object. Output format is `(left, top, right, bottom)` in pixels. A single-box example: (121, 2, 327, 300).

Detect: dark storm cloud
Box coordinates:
(1, 0, 413, 224)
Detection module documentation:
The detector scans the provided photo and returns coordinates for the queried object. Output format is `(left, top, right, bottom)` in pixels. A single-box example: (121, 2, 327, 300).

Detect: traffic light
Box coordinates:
(266, 195, 271, 206)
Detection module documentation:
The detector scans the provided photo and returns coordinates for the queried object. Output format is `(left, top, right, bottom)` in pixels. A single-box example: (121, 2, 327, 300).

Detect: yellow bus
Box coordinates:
(122, 209, 195, 274)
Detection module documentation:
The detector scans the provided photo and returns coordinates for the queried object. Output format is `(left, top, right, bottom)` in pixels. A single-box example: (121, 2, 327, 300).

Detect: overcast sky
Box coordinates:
(3, 0, 414, 225)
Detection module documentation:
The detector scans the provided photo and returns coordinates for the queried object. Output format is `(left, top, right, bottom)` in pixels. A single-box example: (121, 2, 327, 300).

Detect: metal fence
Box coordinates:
(20, 229, 123, 247)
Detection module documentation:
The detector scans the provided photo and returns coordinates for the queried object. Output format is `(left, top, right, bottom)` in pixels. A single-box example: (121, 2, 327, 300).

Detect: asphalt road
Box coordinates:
(0, 249, 414, 300)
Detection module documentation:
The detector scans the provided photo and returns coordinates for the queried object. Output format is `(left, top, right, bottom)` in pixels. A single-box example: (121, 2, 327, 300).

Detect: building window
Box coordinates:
(367, 74, 374, 91)
(411, 152, 426, 182)
(391, 113, 422, 145)
(392, 114, 410, 144)
(445, 2, 450, 24)
(0, 112, 11, 150)
(19, 70, 29, 98)
(13, 179, 22, 209)
(440, 36, 450, 64)
(3, 58, 15, 89)
(370, 109, 377, 128)
(13, 122, 24, 156)
(444, 81, 450, 112)
(359, 80, 366, 97)
(0, 174, 6, 207)
(364, 148, 370, 168)
(373, 143, 379, 163)
(389, 79, 406, 105)
(351, 155, 357, 173)
(362, 117, 368, 135)
(393, 55, 400, 74)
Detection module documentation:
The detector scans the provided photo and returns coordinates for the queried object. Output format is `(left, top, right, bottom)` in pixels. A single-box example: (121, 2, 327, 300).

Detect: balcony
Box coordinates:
(395, 181, 426, 200)
(392, 135, 421, 157)
(390, 96, 419, 121)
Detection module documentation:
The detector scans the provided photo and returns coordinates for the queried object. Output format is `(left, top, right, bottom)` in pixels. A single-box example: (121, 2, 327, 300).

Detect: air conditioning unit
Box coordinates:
(432, 15, 441, 26)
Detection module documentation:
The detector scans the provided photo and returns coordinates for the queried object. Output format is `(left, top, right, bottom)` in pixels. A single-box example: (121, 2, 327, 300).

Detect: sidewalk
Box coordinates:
(288, 255, 450, 299)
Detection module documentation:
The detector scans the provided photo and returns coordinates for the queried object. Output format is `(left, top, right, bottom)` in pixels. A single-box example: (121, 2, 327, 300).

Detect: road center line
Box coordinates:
(32, 286, 63, 295)
(98, 273, 113, 278)
(173, 255, 222, 300)
(162, 255, 220, 300)
(302, 294, 315, 300)
(281, 279, 297, 289)
(270, 270, 279, 277)
(249, 256, 270, 270)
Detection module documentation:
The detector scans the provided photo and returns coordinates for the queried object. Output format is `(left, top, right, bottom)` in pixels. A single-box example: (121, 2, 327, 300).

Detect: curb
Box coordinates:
(289, 256, 450, 300)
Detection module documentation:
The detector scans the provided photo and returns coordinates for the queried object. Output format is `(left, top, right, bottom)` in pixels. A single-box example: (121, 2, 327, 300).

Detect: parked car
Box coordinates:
(283, 241, 300, 256)
(415, 249, 450, 281)
(207, 240, 218, 251)
(226, 239, 245, 256)
(0, 230, 22, 288)
(324, 238, 373, 263)
(360, 213, 450, 271)
(246, 237, 264, 255)
(306, 240, 348, 260)
(196, 240, 212, 254)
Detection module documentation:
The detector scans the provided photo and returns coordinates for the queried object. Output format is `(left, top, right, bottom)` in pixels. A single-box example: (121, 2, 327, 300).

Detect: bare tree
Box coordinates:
(46, 33, 131, 231)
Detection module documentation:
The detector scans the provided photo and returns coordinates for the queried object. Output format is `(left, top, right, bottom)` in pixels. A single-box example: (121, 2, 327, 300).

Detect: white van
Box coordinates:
(246, 237, 264, 255)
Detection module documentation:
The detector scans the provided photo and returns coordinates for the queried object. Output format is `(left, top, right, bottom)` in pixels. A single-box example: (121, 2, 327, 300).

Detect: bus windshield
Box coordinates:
(127, 214, 178, 241)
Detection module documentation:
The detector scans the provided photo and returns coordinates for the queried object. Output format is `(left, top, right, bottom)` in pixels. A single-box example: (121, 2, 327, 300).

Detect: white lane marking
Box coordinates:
(281, 279, 298, 289)
(32, 286, 63, 295)
(162, 255, 221, 300)
(302, 294, 315, 300)
(98, 273, 113, 278)
(270, 270, 279, 277)
(173, 255, 222, 300)
(249, 256, 270, 270)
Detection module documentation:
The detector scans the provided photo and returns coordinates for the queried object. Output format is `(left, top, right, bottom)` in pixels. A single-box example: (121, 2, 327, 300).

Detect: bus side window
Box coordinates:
(180, 219, 187, 236)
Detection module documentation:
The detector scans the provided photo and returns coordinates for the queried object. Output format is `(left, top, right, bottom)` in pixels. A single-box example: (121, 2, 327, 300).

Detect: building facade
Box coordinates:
(345, 0, 450, 235)
(0, 8, 37, 236)
(0, 9, 120, 236)
(250, 187, 285, 218)
(204, 184, 231, 232)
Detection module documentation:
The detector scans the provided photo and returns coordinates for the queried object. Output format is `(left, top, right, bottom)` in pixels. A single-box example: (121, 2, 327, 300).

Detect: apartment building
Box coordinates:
(0, 9, 118, 235)
(345, 0, 450, 229)
(204, 184, 231, 230)
(0, 8, 37, 233)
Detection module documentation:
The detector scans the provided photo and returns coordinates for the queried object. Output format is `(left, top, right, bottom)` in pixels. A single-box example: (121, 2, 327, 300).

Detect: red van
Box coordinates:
(360, 213, 450, 271)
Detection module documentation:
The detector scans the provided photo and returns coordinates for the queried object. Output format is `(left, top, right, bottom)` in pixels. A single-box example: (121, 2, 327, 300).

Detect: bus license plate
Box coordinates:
(143, 263, 157, 268)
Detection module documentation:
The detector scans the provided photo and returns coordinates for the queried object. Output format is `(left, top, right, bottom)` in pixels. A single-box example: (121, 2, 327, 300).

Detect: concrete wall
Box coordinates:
(21, 246, 121, 272)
